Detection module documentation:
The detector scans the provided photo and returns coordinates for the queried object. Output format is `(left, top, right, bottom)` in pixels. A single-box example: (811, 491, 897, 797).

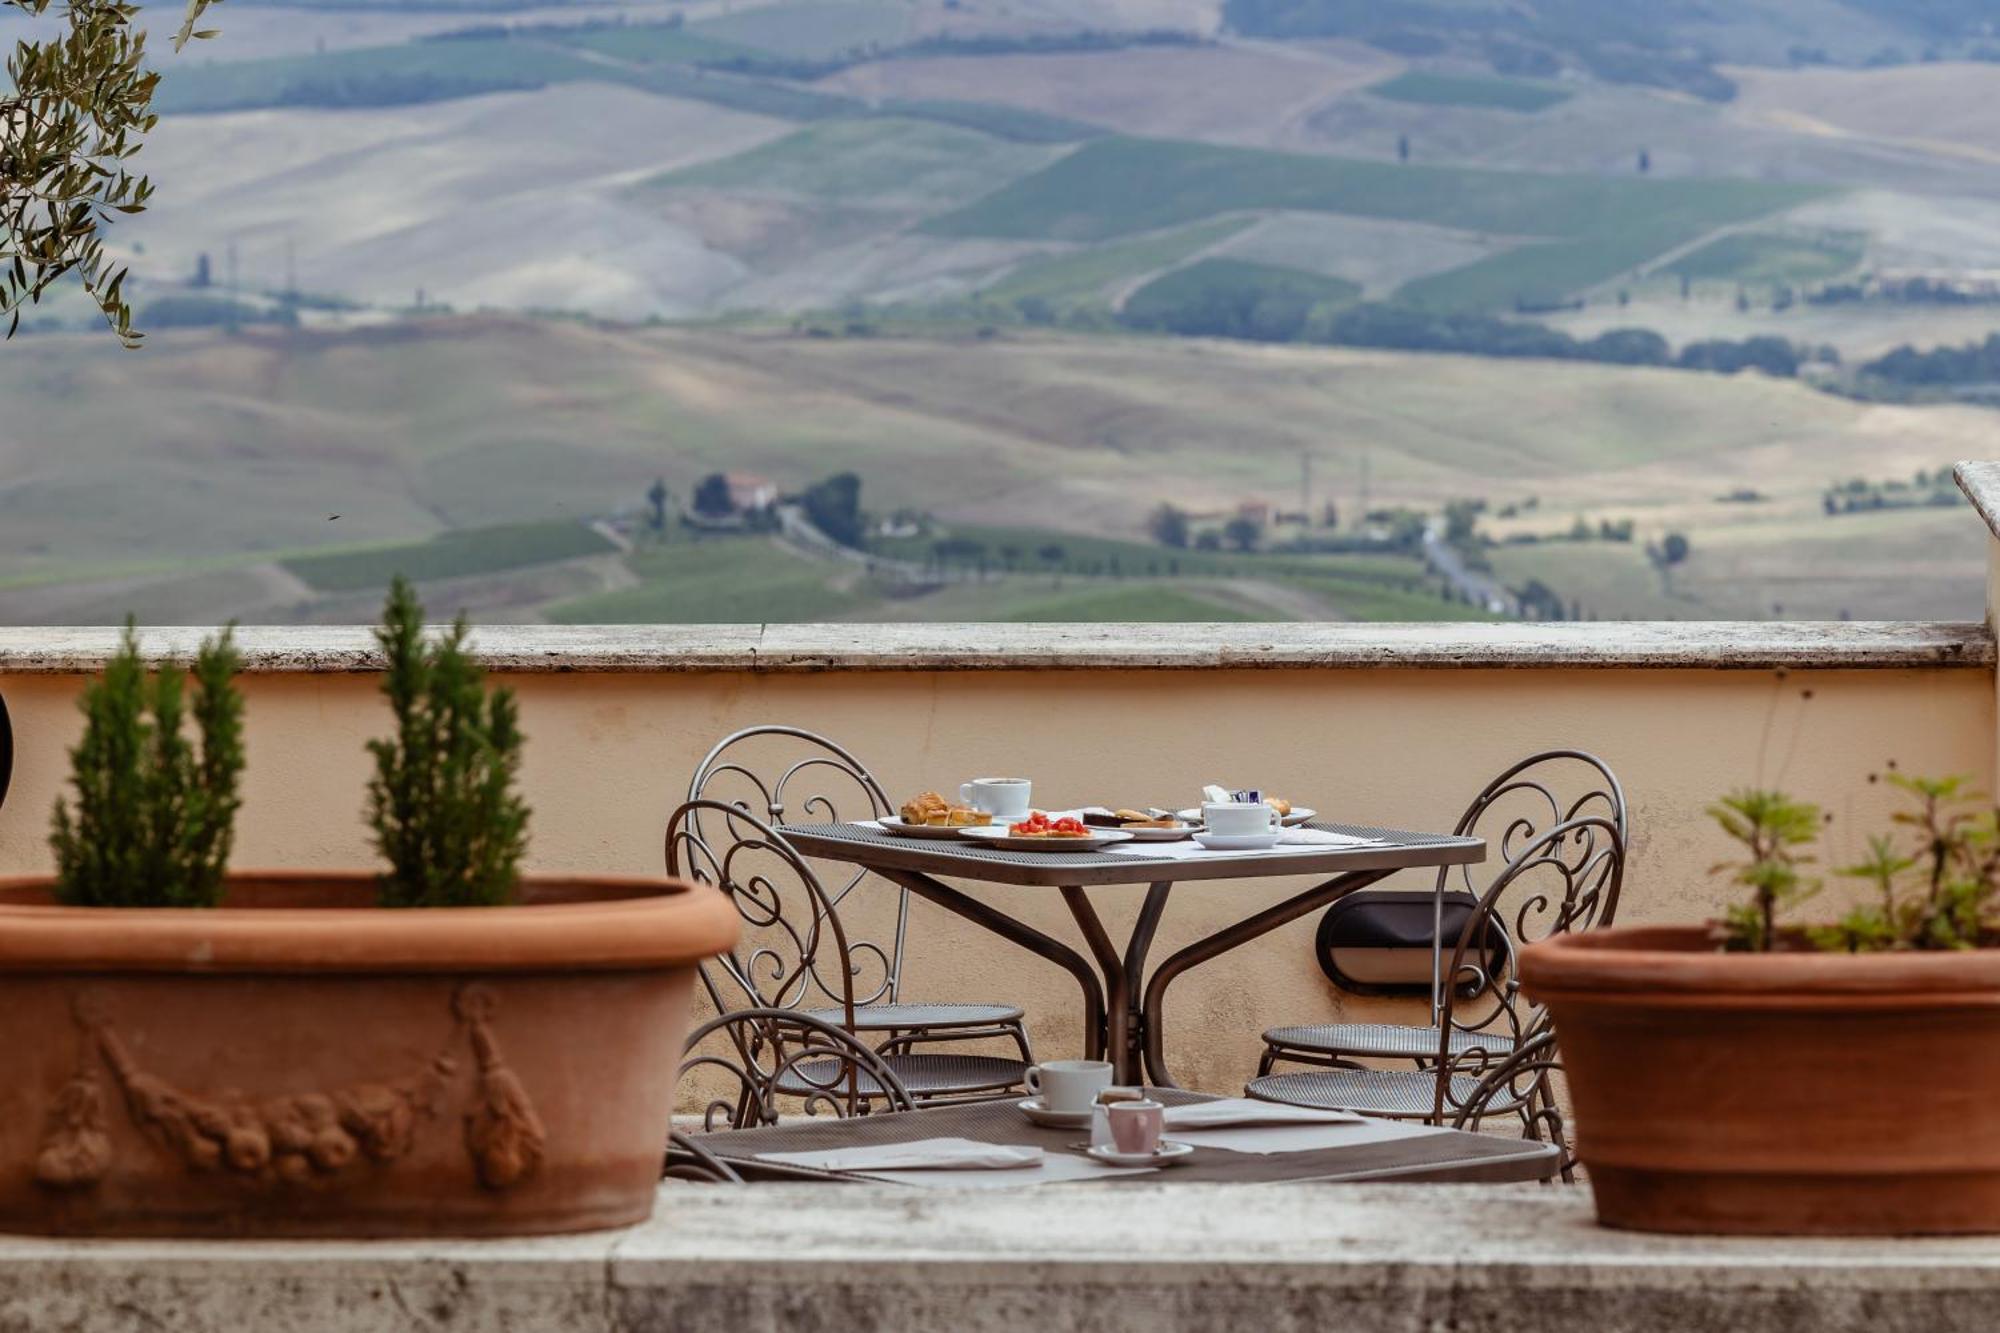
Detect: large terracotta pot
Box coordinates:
(0, 872, 737, 1238)
(1522, 926, 2000, 1236)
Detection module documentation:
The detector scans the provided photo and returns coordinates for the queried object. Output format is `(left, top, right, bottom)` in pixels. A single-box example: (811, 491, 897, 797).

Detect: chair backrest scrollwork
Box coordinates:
(677, 1007, 915, 1131)
(666, 799, 862, 1023)
(684, 726, 904, 1008)
(1440, 749, 1628, 926)
(1431, 811, 1625, 1143)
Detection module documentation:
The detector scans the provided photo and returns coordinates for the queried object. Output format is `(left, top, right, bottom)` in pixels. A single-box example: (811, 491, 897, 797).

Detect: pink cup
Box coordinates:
(1106, 1099, 1165, 1155)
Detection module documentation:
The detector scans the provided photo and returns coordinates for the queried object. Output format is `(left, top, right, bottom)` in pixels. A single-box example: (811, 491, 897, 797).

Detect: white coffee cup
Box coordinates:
(961, 777, 1032, 819)
(1023, 1059, 1113, 1114)
(1202, 801, 1281, 837)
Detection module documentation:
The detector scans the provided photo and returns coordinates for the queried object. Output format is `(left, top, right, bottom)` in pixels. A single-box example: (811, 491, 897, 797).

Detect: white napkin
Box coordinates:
(1163, 1098, 1361, 1129)
(1106, 831, 1384, 859)
(754, 1137, 1044, 1172)
(1276, 829, 1382, 847)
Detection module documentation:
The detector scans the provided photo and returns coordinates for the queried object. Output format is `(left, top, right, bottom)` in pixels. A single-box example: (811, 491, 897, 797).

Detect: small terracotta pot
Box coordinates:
(1523, 926, 2000, 1235)
(0, 872, 737, 1238)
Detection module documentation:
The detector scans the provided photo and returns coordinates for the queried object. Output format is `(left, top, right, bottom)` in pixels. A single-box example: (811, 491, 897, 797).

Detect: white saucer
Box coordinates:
(1194, 832, 1281, 852)
(1017, 1098, 1093, 1129)
(1178, 807, 1317, 827)
(1087, 1140, 1195, 1168)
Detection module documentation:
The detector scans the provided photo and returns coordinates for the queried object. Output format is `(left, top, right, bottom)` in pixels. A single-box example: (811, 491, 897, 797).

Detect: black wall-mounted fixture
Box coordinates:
(0, 689, 12, 815)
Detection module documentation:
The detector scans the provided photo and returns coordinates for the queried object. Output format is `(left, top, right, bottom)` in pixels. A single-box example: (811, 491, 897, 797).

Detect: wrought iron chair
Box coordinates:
(1450, 1019, 1577, 1182)
(1246, 812, 1623, 1157)
(663, 1007, 918, 1183)
(667, 798, 1030, 1108)
(685, 726, 1034, 1073)
(1257, 750, 1626, 1076)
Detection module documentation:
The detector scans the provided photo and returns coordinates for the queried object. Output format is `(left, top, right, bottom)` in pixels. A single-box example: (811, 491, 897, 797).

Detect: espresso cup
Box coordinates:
(1202, 801, 1281, 837)
(1023, 1059, 1112, 1114)
(961, 777, 1032, 819)
(1106, 1099, 1165, 1155)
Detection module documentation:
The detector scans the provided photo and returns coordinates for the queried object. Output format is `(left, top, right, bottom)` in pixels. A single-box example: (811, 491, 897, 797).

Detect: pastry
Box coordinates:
(900, 791, 990, 827)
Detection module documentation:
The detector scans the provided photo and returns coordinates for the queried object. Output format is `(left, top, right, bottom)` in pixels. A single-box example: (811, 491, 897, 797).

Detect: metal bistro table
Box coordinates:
(779, 819, 1485, 1087)
(688, 1088, 1557, 1186)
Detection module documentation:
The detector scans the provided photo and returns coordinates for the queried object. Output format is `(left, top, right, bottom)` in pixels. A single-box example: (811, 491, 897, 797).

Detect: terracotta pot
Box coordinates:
(0, 872, 737, 1238)
(1522, 925, 2000, 1235)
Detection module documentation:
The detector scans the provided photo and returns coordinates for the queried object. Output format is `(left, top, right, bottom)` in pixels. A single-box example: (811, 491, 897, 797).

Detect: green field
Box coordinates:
(1662, 231, 1866, 286)
(648, 117, 1056, 207)
(984, 218, 1253, 309)
(923, 136, 1828, 309)
(874, 99, 1104, 145)
(541, 23, 761, 66)
(154, 33, 869, 119)
(154, 38, 600, 113)
(1367, 71, 1572, 112)
(546, 539, 871, 623)
(691, 1, 913, 59)
(283, 520, 615, 593)
(1122, 257, 1360, 326)
(988, 585, 1259, 621)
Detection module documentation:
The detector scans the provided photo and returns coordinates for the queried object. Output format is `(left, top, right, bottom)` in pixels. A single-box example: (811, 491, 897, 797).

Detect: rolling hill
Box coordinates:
(0, 316, 1986, 625)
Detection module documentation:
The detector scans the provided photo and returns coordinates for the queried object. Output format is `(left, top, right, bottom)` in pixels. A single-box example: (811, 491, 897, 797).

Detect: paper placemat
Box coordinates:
(1165, 1117, 1441, 1156)
(857, 1153, 1158, 1189)
(1105, 833, 1384, 860)
(1162, 1097, 1362, 1129)
(756, 1136, 1041, 1172)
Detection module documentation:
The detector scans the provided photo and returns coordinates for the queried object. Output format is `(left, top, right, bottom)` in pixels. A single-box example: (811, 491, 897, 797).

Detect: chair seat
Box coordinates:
(802, 1002, 1024, 1032)
(1263, 1022, 1517, 1061)
(1247, 1068, 1486, 1120)
(775, 1053, 1028, 1101)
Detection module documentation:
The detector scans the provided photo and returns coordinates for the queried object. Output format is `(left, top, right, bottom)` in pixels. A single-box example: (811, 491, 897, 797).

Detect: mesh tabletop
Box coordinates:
(687, 1091, 1556, 1186)
(780, 820, 1484, 887)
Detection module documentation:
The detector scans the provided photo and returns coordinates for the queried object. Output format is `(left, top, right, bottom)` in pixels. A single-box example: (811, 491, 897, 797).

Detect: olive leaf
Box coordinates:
(2, 0, 224, 346)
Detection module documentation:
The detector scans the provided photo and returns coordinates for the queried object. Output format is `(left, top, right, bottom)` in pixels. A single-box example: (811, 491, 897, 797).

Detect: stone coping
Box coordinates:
(3, 1184, 1997, 1331)
(0, 620, 1989, 674)
(1956, 461, 2000, 540)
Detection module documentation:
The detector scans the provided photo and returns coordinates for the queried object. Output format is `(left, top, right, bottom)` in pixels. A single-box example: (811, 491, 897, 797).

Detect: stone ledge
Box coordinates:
(0, 620, 1989, 674)
(1, 1184, 1996, 1332)
(1956, 461, 2000, 540)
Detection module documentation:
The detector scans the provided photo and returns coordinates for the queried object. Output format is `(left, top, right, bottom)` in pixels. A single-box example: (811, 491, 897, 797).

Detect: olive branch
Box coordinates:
(3, 0, 224, 345)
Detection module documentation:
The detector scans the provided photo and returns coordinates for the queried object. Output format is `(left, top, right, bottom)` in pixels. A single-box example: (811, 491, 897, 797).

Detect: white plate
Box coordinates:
(961, 826, 1135, 853)
(1017, 1098, 1093, 1129)
(1193, 832, 1281, 852)
(1177, 807, 1317, 828)
(876, 816, 994, 839)
(1086, 1140, 1195, 1168)
(1113, 823, 1197, 842)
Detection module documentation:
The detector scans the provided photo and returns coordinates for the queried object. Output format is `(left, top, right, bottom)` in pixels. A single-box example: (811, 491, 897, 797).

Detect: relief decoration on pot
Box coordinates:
(34, 984, 544, 1192)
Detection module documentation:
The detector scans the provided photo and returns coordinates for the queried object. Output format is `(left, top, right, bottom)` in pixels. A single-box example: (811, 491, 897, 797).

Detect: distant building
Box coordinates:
(726, 473, 778, 513)
(1236, 500, 1273, 526)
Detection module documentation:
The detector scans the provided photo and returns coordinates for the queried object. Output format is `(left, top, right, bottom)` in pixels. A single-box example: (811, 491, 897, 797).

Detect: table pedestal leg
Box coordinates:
(1140, 869, 1394, 1089)
(875, 867, 1110, 1062)
(1054, 883, 1172, 1085)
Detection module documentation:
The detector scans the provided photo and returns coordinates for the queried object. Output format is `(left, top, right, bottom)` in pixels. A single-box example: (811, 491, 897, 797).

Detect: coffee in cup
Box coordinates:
(961, 777, 1033, 820)
(1023, 1059, 1113, 1114)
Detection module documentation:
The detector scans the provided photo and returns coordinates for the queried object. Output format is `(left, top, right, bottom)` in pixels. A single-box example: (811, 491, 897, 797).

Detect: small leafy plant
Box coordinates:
(1712, 768, 2000, 952)
(49, 621, 244, 907)
(365, 577, 528, 908)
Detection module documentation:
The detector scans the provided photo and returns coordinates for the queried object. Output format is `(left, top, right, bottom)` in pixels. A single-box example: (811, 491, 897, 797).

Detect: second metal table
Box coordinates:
(780, 819, 1485, 1087)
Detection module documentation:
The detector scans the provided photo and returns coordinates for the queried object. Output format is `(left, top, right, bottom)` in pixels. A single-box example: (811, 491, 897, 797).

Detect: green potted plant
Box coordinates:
(0, 583, 736, 1237)
(1523, 765, 2000, 1236)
